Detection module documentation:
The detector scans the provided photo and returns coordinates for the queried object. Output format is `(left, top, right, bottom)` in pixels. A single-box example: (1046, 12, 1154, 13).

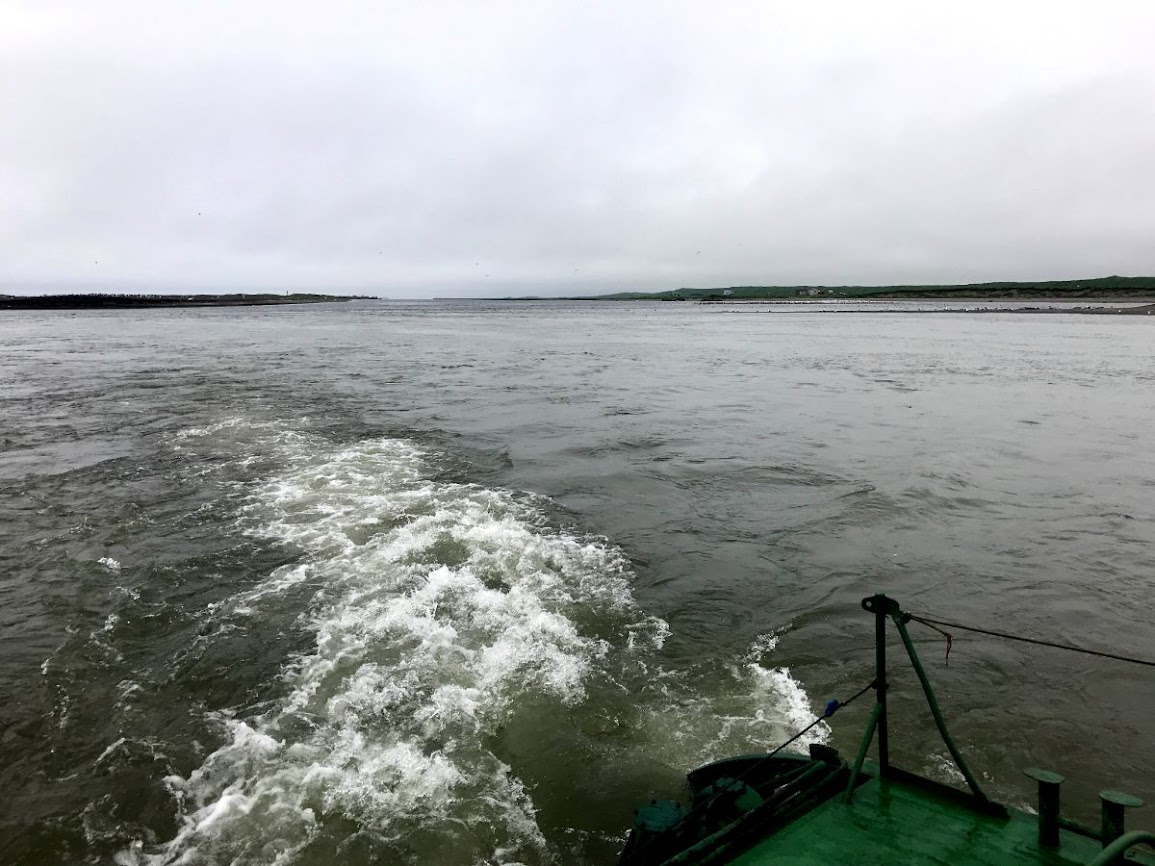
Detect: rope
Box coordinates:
(758, 679, 877, 762)
(906, 613, 1155, 668)
(909, 617, 953, 665)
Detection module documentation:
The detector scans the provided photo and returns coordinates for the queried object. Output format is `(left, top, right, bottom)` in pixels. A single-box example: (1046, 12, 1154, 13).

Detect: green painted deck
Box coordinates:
(728, 777, 1139, 866)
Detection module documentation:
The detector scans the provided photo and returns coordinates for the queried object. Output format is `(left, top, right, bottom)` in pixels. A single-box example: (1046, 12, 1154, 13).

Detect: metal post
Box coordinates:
(890, 609, 992, 805)
(873, 596, 889, 773)
(1100, 790, 1144, 851)
(845, 702, 882, 804)
(1024, 768, 1064, 848)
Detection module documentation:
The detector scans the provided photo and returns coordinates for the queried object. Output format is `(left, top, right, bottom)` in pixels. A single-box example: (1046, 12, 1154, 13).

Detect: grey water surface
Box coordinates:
(1, 300, 1153, 864)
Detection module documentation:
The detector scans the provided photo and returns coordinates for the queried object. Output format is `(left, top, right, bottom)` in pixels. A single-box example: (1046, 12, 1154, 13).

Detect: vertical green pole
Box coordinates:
(845, 702, 882, 804)
(891, 611, 992, 804)
(874, 595, 889, 774)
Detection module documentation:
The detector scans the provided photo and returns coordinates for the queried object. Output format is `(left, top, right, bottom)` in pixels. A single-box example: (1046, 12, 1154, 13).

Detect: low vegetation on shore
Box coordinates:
(0, 293, 374, 310)
(592, 275, 1155, 301)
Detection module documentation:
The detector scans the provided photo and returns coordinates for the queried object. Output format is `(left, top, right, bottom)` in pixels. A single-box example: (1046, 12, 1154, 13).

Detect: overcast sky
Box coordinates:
(3, 1, 1155, 297)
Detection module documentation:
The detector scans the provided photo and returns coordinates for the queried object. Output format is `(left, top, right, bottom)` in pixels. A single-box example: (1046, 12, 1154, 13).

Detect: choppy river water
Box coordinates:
(1, 300, 1152, 864)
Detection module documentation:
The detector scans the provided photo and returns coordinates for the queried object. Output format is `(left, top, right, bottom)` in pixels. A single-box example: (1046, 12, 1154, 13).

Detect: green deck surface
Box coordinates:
(728, 777, 1121, 866)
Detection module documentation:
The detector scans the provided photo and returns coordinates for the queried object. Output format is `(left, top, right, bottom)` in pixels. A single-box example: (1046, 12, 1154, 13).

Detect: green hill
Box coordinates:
(589, 276, 1155, 301)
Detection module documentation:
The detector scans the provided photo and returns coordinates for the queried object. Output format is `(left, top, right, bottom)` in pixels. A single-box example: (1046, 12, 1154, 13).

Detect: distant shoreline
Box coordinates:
(0, 293, 374, 310)
(585, 275, 1155, 302)
(700, 300, 1155, 315)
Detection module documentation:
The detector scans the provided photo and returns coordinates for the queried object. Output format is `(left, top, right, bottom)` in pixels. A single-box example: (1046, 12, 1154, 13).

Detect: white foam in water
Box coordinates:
(631, 631, 829, 774)
(745, 630, 827, 739)
(123, 426, 825, 865)
(122, 435, 637, 865)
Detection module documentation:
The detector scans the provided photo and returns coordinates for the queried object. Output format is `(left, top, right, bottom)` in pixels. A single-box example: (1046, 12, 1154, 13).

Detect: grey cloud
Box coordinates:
(3, 1, 1155, 296)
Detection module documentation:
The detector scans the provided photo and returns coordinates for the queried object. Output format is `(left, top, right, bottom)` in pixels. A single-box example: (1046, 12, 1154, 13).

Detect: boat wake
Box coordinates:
(117, 424, 822, 865)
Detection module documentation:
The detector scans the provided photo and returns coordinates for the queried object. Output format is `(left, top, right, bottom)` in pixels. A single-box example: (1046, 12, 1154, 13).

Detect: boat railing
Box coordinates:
(847, 594, 1001, 811)
(853, 593, 1150, 858)
(1085, 831, 1155, 866)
